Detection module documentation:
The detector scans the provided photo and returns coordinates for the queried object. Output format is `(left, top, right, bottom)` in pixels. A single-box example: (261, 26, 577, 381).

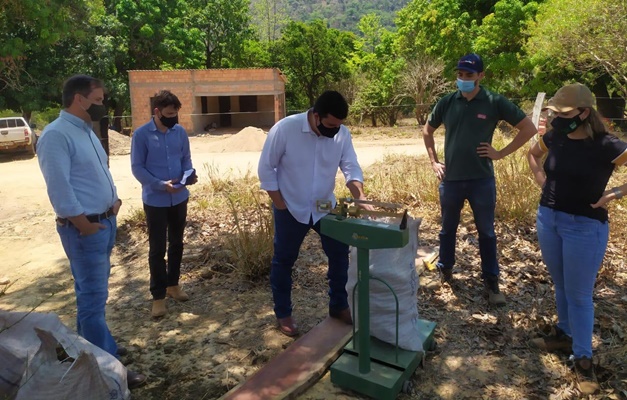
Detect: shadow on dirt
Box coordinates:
(0, 151, 36, 163)
(3, 207, 625, 400)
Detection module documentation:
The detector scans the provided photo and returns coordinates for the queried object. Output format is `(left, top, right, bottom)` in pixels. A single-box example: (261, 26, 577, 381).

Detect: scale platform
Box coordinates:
(319, 198, 437, 400)
(330, 319, 436, 400)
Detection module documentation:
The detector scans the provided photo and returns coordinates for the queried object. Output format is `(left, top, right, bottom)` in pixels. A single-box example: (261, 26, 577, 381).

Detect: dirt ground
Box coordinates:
(1, 126, 625, 399)
(0, 126, 433, 399)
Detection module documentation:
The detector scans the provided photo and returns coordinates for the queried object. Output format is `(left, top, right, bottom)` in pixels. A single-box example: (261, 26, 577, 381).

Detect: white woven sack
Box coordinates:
(0, 311, 130, 400)
(347, 217, 423, 351)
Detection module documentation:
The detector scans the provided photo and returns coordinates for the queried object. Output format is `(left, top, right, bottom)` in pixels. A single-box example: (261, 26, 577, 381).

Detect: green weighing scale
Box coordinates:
(318, 198, 436, 399)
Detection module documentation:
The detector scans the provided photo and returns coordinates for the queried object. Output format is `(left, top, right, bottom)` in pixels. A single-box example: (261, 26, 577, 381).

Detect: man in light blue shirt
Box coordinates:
(258, 91, 367, 336)
(37, 75, 146, 389)
(131, 90, 196, 318)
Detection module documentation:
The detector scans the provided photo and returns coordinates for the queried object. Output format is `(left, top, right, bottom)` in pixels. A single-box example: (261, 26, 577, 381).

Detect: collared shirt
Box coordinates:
(427, 86, 526, 181)
(130, 118, 193, 207)
(37, 110, 118, 217)
(258, 111, 364, 224)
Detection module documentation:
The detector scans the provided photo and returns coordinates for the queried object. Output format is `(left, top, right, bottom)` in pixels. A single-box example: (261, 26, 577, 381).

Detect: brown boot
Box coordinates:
(151, 299, 167, 318)
(572, 356, 599, 395)
(166, 285, 189, 302)
(483, 275, 506, 307)
(530, 325, 573, 353)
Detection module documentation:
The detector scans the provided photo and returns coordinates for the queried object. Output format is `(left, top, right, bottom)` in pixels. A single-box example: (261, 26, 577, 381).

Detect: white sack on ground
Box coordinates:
(347, 217, 423, 351)
(0, 311, 130, 400)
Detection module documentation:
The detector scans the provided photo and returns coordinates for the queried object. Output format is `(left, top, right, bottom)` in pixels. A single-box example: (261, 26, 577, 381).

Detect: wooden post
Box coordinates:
(532, 92, 546, 137)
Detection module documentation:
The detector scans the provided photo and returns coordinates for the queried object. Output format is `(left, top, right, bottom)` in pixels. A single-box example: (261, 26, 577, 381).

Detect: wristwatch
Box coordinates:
(612, 187, 624, 199)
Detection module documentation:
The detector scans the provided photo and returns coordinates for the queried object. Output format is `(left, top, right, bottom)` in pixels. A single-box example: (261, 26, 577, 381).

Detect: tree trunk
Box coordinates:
(205, 45, 213, 69)
(22, 110, 32, 124)
(113, 103, 125, 133)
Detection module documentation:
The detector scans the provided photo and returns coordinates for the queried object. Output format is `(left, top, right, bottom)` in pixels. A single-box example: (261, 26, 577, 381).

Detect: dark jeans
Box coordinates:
(438, 177, 499, 277)
(271, 206, 350, 319)
(144, 199, 188, 300)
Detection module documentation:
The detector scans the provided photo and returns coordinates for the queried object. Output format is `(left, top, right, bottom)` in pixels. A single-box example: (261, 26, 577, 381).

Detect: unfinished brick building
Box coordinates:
(127, 68, 286, 134)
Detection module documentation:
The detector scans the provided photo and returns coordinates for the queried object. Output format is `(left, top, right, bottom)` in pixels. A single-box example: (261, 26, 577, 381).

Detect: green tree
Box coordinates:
(473, 0, 539, 95)
(352, 15, 408, 126)
(0, 0, 93, 117)
(272, 20, 356, 108)
(186, 0, 255, 68)
(526, 0, 627, 98)
(81, 0, 174, 130)
(395, 0, 474, 64)
(250, 0, 290, 42)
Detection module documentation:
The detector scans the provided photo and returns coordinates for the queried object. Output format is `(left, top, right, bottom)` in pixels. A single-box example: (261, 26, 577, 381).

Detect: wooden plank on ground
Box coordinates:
(221, 317, 353, 400)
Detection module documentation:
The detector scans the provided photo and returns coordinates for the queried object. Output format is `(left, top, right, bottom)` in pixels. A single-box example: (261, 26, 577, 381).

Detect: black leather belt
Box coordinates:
(56, 207, 115, 226)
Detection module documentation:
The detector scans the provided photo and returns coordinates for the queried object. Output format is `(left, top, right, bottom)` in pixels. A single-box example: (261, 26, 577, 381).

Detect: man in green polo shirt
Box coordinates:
(422, 53, 537, 306)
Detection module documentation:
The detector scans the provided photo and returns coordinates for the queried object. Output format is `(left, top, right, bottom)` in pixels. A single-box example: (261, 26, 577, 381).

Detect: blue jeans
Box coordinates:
(536, 206, 608, 358)
(271, 207, 350, 319)
(56, 216, 118, 357)
(438, 177, 499, 277)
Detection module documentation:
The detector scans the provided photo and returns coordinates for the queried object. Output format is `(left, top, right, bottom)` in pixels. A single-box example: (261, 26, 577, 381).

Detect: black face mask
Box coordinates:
(550, 112, 584, 134)
(86, 104, 107, 122)
(317, 123, 340, 138)
(159, 114, 179, 129)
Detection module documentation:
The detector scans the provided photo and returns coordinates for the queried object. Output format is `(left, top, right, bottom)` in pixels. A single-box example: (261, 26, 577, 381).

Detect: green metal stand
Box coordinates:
(321, 214, 436, 400)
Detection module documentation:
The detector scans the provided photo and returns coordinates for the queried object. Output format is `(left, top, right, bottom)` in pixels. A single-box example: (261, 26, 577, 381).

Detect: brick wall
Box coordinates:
(128, 69, 286, 134)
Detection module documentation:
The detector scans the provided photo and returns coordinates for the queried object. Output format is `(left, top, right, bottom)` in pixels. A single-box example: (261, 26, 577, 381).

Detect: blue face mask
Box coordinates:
(456, 78, 476, 93)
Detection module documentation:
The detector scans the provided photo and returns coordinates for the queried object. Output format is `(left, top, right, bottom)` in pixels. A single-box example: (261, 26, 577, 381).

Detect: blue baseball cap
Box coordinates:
(456, 53, 483, 73)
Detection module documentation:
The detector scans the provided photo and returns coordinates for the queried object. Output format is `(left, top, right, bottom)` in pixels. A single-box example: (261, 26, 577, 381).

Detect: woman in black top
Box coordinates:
(527, 83, 627, 395)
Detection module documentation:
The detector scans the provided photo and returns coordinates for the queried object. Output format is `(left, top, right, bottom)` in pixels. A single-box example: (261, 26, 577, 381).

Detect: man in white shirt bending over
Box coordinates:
(258, 91, 368, 337)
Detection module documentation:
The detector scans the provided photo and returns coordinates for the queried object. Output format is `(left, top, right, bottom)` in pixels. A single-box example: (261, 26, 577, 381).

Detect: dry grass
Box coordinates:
(359, 131, 539, 223)
(192, 164, 274, 280)
(114, 128, 626, 399)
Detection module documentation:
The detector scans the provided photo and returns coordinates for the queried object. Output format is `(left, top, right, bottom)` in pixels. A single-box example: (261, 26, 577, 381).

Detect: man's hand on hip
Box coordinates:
(477, 142, 502, 160)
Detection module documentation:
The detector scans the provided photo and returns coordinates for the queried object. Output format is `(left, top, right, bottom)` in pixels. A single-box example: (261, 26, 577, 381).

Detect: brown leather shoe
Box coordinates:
(127, 369, 147, 389)
(329, 307, 353, 325)
(276, 316, 299, 337)
(166, 285, 189, 302)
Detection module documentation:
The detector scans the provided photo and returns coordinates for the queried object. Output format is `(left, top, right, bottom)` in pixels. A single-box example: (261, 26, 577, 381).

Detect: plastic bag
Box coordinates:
(0, 311, 130, 400)
(346, 217, 423, 351)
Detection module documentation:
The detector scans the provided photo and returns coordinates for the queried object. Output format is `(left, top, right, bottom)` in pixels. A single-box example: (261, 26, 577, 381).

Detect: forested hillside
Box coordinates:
(287, 0, 410, 31)
(1, 0, 625, 130)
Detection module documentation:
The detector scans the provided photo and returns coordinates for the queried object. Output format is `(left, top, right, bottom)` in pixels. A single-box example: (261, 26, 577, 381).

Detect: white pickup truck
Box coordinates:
(0, 117, 37, 156)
